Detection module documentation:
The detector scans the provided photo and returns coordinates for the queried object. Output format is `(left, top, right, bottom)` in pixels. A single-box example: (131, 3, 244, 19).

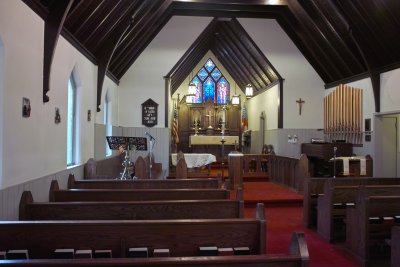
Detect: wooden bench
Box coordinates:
(346, 190, 400, 266)
(0, 203, 265, 259)
(392, 226, 400, 267)
(84, 154, 124, 179)
(49, 180, 230, 202)
(303, 177, 400, 228)
(317, 181, 400, 242)
(0, 232, 308, 267)
(20, 190, 244, 220)
(68, 174, 222, 189)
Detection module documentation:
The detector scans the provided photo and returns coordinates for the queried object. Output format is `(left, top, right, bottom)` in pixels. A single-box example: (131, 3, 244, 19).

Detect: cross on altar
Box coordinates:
(205, 110, 213, 128)
(296, 98, 305, 115)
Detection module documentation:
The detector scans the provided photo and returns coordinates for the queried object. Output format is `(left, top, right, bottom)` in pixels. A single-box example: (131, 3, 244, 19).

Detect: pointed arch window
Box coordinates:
(190, 58, 230, 104)
(67, 74, 78, 166)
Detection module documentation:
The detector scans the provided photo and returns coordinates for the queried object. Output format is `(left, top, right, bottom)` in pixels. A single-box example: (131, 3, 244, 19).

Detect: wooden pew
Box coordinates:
(346, 190, 400, 266)
(20, 190, 244, 220)
(317, 181, 400, 242)
(392, 226, 400, 267)
(84, 154, 124, 179)
(0, 233, 308, 266)
(68, 174, 222, 189)
(0, 203, 265, 259)
(303, 177, 400, 228)
(0, 232, 308, 267)
(49, 180, 230, 202)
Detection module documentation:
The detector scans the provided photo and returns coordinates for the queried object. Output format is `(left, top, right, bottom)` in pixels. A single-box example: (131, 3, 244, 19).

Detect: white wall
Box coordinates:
(239, 18, 325, 129)
(0, 0, 103, 189)
(118, 16, 213, 127)
(247, 84, 279, 131)
(381, 68, 400, 113)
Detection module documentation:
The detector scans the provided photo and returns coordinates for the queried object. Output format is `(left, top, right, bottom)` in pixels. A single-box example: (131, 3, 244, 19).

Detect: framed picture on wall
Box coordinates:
(22, 97, 31, 118)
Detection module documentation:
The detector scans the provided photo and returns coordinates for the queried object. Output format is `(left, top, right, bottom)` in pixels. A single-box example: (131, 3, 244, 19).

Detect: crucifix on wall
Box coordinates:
(296, 98, 305, 115)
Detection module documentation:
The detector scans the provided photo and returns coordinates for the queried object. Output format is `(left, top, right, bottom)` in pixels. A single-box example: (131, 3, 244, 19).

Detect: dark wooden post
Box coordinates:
(228, 153, 243, 190)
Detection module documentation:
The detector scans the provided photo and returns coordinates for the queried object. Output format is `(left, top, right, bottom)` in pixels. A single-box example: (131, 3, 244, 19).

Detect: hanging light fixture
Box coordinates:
(245, 84, 253, 98)
(231, 82, 240, 106)
(186, 71, 196, 104)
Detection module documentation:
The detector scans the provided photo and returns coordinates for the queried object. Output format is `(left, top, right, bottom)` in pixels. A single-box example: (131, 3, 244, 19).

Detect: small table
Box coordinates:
(171, 153, 216, 168)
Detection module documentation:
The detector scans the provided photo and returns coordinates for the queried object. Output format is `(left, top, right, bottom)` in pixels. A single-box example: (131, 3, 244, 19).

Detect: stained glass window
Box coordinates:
(217, 77, 229, 104)
(211, 68, 221, 80)
(203, 77, 215, 102)
(198, 68, 208, 81)
(192, 76, 202, 104)
(191, 58, 230, 105)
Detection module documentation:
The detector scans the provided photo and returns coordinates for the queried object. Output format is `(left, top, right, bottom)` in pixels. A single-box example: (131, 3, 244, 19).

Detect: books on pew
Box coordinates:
(93, 249, 112, 258)
(198, 246, 218, 256)
(369, 217, 383, 224)
(6, 249, 29, 259)
(153, 248, 170, 257)
(218, 247, 234, 256)
(75, 249, 92, 258)
(234, 247, 250, 255)
(53, 248, 74, 259)
(128, 247, 148, 258)
(394, 215, 400, 223)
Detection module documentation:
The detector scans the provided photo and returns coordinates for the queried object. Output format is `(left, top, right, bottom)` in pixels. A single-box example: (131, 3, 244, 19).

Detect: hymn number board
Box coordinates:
(142, 98, 158, 127)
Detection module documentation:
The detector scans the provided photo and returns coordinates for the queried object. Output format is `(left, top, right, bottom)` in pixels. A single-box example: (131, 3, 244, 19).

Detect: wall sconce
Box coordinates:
(287, 134, 292, 143)
(245, 84, 253, 98)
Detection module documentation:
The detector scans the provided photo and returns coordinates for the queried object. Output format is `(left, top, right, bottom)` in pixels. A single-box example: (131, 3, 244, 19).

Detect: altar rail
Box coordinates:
(268, 154, 310, 193)
(242, 154, 269, 178)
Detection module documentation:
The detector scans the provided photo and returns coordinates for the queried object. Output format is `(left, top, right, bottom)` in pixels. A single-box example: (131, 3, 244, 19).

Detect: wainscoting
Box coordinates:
(0, 165, 83, 220)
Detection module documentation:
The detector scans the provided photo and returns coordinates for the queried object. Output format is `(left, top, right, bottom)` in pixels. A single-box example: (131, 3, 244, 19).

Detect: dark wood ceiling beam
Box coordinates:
(91, 0, 142, 53)
(81, 0, 125, 46)
(215, 28, 264, 90)
(71, 0, 107, 37)
(212, 46, 247, 92)
(219, 21, 273, 86)
(213, 41, 256, 90)
(298, 0, 359, 76)
(276, 11, 335, 83)
(112, 1, 174, 78)
(167, 19, 218, 78)
(43, 0, 75, 103)
(96, 17, 133, 112)
(230, 19, 282, 82)
(108, 0, 168, 72)
(286, 1, 345, 81)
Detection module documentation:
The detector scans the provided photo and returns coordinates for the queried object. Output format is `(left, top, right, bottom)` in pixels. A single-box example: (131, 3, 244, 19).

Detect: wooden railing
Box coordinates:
(268, 154, 310, 193)
(242, 154, 269, 178)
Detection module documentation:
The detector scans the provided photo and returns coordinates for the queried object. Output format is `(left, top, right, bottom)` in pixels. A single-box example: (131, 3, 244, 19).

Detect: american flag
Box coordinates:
(241, 104, 248, 131)
(172, 107, 179, 144)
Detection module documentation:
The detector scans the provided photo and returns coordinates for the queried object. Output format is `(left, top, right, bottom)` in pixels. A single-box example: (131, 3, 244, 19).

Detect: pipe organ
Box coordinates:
(324, 84, 363, 144)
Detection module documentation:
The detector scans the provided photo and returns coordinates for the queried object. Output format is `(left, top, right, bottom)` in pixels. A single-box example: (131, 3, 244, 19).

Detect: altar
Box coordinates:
(189, 135, 239, 147)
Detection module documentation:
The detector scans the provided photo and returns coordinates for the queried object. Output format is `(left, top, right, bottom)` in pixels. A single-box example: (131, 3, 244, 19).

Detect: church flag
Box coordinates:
(172, 106, 179, 144)
(241, 104, 248, 131)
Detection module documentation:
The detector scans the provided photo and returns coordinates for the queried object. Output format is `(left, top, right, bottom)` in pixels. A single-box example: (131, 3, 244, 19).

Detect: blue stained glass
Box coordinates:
(204, 59, 215, 72)
(217, 77, 230, 104)
(197, 68, 208, 81)
(192, 76, 202, 103)
(203, 77, 215, 103)
(211, 68, 221, 80)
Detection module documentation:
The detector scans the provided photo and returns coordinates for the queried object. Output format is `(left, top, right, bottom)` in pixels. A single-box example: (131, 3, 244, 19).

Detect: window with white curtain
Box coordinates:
(67, 74, 78, 166)
(104, 91, 112, 156)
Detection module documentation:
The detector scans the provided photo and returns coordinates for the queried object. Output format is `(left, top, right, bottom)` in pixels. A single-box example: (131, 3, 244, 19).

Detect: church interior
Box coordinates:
(1, 1, 400, 266)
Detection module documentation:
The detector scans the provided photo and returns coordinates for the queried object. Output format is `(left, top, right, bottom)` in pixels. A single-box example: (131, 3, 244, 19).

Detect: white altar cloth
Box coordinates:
(330, 156, 367, 175)
(171, 153, 216, 168)
(189, 135, 239, 147)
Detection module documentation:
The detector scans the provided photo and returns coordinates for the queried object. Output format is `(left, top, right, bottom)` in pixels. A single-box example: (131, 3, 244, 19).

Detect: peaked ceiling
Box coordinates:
(166, 17, 282, 96)
(22, 0, 400, 112)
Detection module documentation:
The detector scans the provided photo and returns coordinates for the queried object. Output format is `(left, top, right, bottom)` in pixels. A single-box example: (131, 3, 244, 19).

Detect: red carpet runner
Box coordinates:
(240, 182, 362, 267)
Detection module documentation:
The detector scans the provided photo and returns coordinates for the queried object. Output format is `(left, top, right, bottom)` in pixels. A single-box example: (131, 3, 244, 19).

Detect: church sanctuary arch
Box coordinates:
(0, 36, 4, 184)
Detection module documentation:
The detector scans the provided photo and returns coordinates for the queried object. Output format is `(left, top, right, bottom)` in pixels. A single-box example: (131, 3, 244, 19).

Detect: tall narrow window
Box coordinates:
(67, 75, 77, 166)
(190, 58, 230, 104)
(104, 92, 112, 156)
(0, 37, 4, 182)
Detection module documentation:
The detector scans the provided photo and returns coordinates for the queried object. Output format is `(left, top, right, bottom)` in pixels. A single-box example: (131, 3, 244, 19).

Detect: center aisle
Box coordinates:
(240, 181, 362, 267)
